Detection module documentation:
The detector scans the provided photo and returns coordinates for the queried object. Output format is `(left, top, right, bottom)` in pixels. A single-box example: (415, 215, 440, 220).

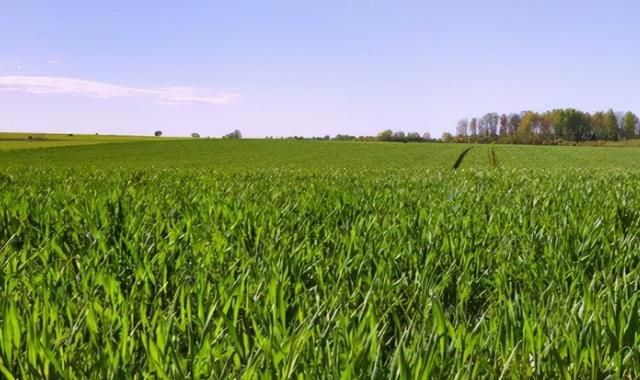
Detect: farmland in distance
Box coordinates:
(0, 132, 173, 151)
(2, 138, 640, 170)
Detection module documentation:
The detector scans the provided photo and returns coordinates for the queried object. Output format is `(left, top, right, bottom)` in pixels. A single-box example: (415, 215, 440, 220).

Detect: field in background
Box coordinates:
(0, 132, 176, 151)
(2, 139, 640, 378)
(1, 138, 640, 170)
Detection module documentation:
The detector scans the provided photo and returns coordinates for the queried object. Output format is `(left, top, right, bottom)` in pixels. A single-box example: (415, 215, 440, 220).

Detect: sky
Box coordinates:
(1, 0, 639, 138)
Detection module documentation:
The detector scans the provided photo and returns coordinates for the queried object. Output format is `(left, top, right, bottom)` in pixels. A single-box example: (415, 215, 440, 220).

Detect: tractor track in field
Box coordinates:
(452, 146, 473, 170)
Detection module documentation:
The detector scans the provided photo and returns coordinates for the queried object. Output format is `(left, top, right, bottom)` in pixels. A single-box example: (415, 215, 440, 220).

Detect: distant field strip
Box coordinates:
(0, 140, 471, 170)
(0, 133, 173, 151)
(2, 139, 640, 170)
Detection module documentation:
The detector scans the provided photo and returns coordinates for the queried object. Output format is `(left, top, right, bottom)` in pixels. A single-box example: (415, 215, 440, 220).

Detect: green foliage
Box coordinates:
(551, 108, 591, 142)
(517, 111, 537, 143)
(2, 166, 640, 378)
(377, 129, 393, 141)
(457, 108, 639, 143)
(6, 140, 640, 171)
(0, 140, 471, 170)
(592, 111, 607, 140)
(604, 109, 619, 141)
(224, 130, 242, 139)
(623, 112, 639, 139)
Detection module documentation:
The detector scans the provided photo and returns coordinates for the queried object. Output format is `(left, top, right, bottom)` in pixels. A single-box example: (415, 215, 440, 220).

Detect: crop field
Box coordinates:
(2, 139, 640, 170)
(2, 140, 640, 378)
(0, 133, 173, 151)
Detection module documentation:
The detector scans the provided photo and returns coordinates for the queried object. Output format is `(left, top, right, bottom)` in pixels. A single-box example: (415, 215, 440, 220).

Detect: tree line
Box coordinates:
(265, 131, 435, 142)
(448, 109, 640, 144)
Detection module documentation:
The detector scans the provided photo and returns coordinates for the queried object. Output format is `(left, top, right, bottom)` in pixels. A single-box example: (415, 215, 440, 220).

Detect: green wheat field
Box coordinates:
(2, 136, 640, 378)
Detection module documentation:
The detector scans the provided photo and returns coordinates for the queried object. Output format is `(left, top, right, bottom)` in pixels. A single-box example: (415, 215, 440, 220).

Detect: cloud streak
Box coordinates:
(0, 75, 239, 105)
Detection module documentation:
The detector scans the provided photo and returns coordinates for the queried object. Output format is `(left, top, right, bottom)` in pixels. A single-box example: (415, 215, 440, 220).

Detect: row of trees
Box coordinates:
(152, 130, 242, 139)
(263, 131, 435, 142)
(377, 130, 433, 142)
(452, 109, 640, 143)
(223, 129, 242, 139)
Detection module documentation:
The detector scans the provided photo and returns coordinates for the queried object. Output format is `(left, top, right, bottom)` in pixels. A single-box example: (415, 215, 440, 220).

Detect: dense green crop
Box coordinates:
(0, 140, 468, 170)
(2, 166, 640, 378)
(2, 139, 640, 170)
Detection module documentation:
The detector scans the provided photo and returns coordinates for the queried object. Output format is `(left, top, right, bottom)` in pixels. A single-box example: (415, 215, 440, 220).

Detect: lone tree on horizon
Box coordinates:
(154, 130, 162, 137)
(224, 129, 242, 139)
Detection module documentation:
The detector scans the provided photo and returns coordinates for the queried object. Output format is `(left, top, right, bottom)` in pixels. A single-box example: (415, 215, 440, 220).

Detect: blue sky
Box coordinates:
(1, 1, 639, 138)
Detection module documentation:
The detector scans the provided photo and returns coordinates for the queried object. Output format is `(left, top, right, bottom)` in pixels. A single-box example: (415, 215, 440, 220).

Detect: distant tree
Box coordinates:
(456, 118, 468, 137)
(441, 132, 454, 142)
(552, 108, 590, 142)
(392, 131, 407, 142)
(583, 112, 593, 139)
(224, 129, 242, 139)
(615, 111, 625, 134)
(478, 115, 488, 136)
(489, 113, 500, 135)
(508, 113, 521, 135)
(191, 132, 201, 138)
(479, 113, 499, 136)
(623, 111, 639, 139)
(469, 118, 478, 136)
(154, 130, 162, 137)
(407, 132, 421, 141)
(604, 109, 619, 140)
(377, 129, 393, 141)
(518, 111, 537, 142)
(422, 132, 432, 140)
(591, 111, 606, 140)
(499, 114, 508, 135)
(540, 111, 554, 138)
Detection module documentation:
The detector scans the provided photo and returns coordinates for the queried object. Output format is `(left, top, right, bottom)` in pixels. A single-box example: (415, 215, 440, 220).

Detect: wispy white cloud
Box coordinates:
(47, 59, 62, 64)
(0, 75, 239, 105)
